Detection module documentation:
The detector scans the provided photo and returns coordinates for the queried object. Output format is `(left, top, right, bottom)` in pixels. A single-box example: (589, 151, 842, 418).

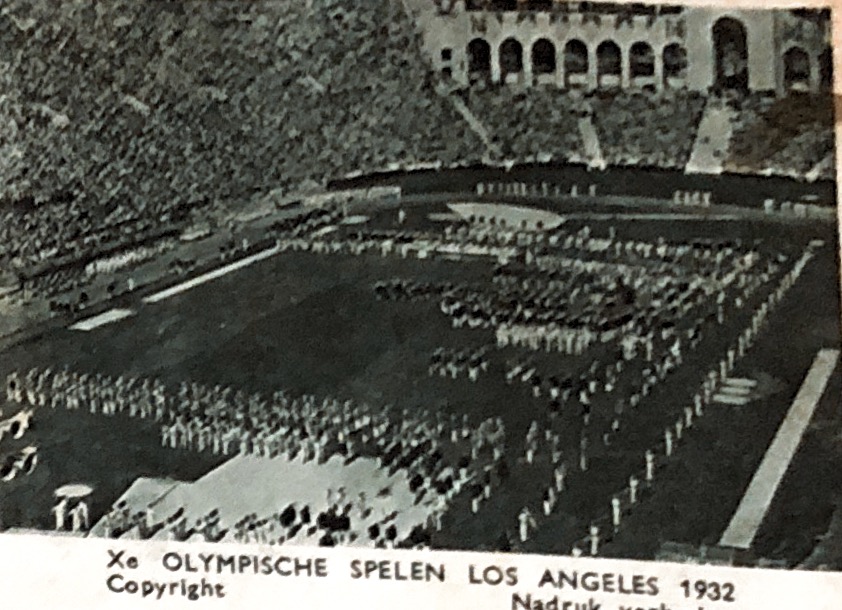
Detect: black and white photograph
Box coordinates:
(0, 0, 840, 579)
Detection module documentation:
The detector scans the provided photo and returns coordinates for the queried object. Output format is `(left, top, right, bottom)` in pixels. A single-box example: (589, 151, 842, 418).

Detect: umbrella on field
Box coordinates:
(54, 483, 93, 499)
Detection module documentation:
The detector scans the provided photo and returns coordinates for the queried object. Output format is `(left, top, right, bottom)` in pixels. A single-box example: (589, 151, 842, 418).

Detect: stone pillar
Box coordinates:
(587, 45, 599, 91)
(524, 45, 534, 85)
(684, 9, 715, 92)
(557, 46, 566, 88)
(621, 46, 631, 89)
(654, 49, 665, 91)
(491, 41, 502, 83)
(747, 11, 777, 92)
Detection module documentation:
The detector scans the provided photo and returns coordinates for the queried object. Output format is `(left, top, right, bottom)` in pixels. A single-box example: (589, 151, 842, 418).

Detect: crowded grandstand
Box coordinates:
(0, 0, 839, 569)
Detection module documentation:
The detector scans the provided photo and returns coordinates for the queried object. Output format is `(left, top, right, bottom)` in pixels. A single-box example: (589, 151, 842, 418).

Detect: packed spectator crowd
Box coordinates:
(0, 0, 480, 234)
(0, 0, 482, 297)
(460, 84, 588, 163)
(0, 0, 832, 318)
(588, 90, 707, 169)
(726, 93, 835, 179)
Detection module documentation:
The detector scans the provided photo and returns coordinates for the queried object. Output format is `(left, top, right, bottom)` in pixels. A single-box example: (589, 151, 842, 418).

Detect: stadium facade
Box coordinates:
(412, 2, 832, 95)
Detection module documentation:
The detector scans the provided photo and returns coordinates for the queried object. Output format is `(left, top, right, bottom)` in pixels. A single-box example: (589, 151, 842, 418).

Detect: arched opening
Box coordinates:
(629, 42, 655, 83)
(663, 43, 687, 86)
(468, 38, 492, 82)
(819, 47, 833, 90)
(500, 38, 524, 82)
(783, 47, 810, 92)
(532, 39, 557, 76)
(596, 40, 622, 88)
(563, 40, 589, 88)
(713, 17, 748, 91)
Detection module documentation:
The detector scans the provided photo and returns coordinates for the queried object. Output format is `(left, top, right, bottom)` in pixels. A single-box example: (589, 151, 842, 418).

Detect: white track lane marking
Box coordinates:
(724, 377, 759, 389)
(70, 308, 136, 331)
(719, 349, 840, 549)
(712, 393, 751, 406)
(561, 212, 741, 221)
(142, 246, 279, 304)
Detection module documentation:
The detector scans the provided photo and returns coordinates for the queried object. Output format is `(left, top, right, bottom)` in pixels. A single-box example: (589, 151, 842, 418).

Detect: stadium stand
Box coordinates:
(0, 1, 834, 307)
(0, 0, 482, 284)
(458, 84, 588, 163)
(726, 94, 836, 180)
(0, 1, 837, 568)
(588, 90, 707, 169)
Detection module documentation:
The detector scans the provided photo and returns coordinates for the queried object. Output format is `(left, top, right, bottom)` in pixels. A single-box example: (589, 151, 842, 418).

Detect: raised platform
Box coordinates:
(89, 452, 434, 547)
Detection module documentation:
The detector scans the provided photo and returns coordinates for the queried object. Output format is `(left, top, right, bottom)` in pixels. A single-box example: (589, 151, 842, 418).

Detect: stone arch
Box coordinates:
(563, 39, 589, 88)
(713, 17, 748, 91)
(783, 46, 810, 91)
(467, 38, 492, 82)
(532, 38, 557, 75)
(629, 41, 655, 79)
(663, 43, 687, 86)
(596, 40, 622, 88)
(500, 38, 524, 80)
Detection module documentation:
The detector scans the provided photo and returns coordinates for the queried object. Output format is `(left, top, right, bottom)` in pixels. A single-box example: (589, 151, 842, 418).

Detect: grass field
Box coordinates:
(0, 199, 839, 567)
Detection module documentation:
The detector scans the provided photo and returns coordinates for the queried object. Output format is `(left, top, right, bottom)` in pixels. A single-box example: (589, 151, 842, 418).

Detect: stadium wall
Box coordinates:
(410, 2, 831, 95)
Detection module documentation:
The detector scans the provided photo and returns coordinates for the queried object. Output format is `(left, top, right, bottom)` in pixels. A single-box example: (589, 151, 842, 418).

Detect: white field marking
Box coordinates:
(719, 349, 840, 550)
(311, 225, 338, 237)
(69, 308, 136, 331)
(724, 378, 759, 389)
(719, 385, 753, 397)
(712, 393, 751, 406)
(340, 215, 369, 225)
(560, 212, 741, 222)
(428, 212, 461, 222)
(142, 246, 279, 304)
(449, 202, 564, 229)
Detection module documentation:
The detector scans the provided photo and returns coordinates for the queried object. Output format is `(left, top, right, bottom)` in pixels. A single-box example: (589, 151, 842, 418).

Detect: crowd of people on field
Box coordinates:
(6, 364, 511, 549)
(356, 217, 796, 549)
(429, 346, 492, 381)
(557, 241, 820, 556)
(1, 208, 818, 554)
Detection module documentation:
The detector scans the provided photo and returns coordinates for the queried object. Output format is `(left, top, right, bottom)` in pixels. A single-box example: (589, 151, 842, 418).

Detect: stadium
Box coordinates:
(0, 0, 839, 570)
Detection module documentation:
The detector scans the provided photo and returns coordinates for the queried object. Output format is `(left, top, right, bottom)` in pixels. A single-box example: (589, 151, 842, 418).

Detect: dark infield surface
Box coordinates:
(0, 202, 838, 568)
